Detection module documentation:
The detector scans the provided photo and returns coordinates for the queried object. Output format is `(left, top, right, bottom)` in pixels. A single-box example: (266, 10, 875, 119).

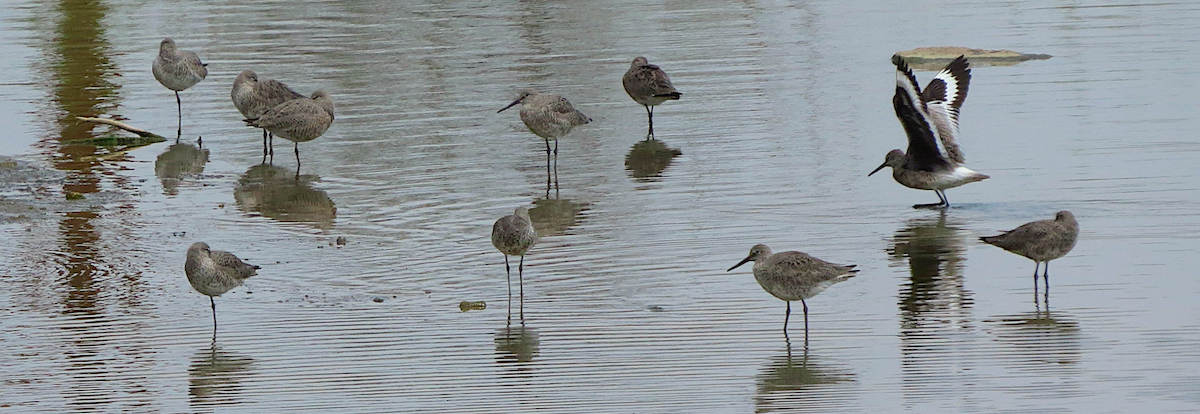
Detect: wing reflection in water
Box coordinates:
(233, 164, 337, 229)
(887, 211, 977, 404)
(154, 142, 208, 195)
(188, 341, 255, 409)
(755, 345, 857, 413)
(624, 138, 681, 182)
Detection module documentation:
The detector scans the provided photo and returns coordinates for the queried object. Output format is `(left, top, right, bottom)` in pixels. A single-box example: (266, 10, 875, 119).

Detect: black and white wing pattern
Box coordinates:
(892, 55, 950, 172)
(920, 55, 971, 163)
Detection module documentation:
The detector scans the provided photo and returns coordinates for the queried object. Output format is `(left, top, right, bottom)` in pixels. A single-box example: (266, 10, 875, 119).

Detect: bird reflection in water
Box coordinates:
(527, 182, 587, 238)
(984, 308, 1082, 378)
(154, 141, 208, 196)
(189, 336, 255, 409)
(624, 138, 681, 182)
(495, 286, 539, 365)
(755, 341, 856, 412)
(888, 211, 973, 327)
(234, 164, 336, 229)
(887, 211, 977, 402)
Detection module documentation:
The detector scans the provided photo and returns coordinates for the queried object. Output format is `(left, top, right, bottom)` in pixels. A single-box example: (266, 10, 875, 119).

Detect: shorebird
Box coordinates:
(152, 38, 207, 137)
(728, 244, 858, 342)
(981, 211, 1079, 296)
(232, 70, 304, 158)
(622, 57, 681, 139)
(492, 206, 539, 307)
(498, 89, 591, 184)
(869, 55, 988, 208)
(185, 242, 259, 331)
(244, 90, 335, 169)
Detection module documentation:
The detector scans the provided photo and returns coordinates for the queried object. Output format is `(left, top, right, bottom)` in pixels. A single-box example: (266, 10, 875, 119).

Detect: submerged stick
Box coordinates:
(75, 117, 164, 139)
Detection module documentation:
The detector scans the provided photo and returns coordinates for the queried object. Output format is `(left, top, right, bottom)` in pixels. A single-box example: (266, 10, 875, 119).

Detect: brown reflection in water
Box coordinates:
(41, 0, 126, 299)
(983, 309, 1082, 376)
(189, 341, 256, 409)
(889, 212, 972, 322)
(234, 164, 337, 229)
(528, 182, 586, 238)
(59, 210, 101, 313)
(755, 345, 856, 413)
(887, 211, 976, 404)
(30, 1, 156, 411)
(625, 138, 681, 182)
(154, 142, 209, 196)
(513, 0, 554, 65)
(42, 0, 123, 166)
(495, 292, 539, 374)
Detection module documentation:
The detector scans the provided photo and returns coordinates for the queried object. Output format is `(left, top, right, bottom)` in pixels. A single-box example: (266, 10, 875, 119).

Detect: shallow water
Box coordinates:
(2, 0, 1199, 412)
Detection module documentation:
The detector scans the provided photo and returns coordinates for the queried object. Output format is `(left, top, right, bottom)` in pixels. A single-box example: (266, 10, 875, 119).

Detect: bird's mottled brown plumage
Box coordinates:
(728, 244, 858, 338)
(981, 211, 1079, 263)
(623, 57, 681, 138)
(492, 206, 539, 305)
(153, 38, 207, 92)
(623, 56, 681, 107)
(233, 70, 306, 155)
(245, 90, 335, 143)
(729, 244, 858, 302)
(492, 206, 538, 257)
(232, 70, 305, 120)
(499, 89, 591, 141)
(185, 242, 258, 298)
(185, 242, 258, 331)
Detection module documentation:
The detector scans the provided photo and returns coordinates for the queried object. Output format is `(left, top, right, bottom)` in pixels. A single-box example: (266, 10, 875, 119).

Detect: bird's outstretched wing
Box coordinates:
(892, 55, 950, 172)
(921, 55, 971, 163)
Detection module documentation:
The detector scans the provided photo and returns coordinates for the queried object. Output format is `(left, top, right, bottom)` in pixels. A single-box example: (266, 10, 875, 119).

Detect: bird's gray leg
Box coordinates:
(1043, 261, 1051, 307)
(913, 191, 949, 209)
(784, 301, 791, 334)
(294, 142, 302, 179)
(210, 297, 217, 332)
(176, 91, 182, 137)
(544, 139, 552, 188)
(552, 140, 559, 191)
(1032, 262, 1041, 307)
(504, 254, 511, 300)
(802, 299, 809, 348)
(262, 130, 269, 157)
(518, 254, 525, 319)
(646, 105, 654, 140)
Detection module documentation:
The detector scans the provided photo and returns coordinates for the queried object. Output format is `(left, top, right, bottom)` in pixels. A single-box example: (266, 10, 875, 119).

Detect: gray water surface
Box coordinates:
(2, 0, 1199, 412)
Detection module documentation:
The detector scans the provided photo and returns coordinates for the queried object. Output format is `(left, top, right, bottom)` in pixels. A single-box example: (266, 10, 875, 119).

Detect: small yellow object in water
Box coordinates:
(459, 301, 487, 312)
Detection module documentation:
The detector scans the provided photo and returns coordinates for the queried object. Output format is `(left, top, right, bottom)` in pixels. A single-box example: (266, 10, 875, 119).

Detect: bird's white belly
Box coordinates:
(932, 166, 986, 190)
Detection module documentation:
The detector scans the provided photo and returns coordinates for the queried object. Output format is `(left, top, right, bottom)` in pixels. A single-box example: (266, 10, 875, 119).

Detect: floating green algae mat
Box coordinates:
(895, 46, 1051, 69)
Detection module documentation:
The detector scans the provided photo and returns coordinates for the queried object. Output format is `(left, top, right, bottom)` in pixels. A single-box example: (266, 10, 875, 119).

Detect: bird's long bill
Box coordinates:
(727, 256, 753, 272)
(868, 162, 887, 177)
(497, 98, 521, 113)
